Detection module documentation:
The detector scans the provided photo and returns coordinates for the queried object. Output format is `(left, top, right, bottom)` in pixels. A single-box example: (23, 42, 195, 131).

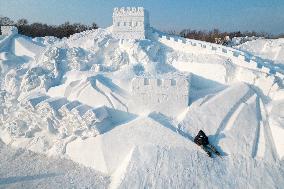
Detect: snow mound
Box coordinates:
(236, 38, 284, 65)
(11, 36, 45, 60)
(66, 116, 194, 174)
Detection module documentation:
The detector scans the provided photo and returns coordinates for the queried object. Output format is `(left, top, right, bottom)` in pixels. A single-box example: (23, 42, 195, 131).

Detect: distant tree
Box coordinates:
(176, 28, 270, 44)
(17, 18, 28, 26)
(0, 16, 14, 25)
(91, 22, 98, 29)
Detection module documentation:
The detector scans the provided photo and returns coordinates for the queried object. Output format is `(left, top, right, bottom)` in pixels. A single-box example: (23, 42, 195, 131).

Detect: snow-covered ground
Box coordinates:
(0, 27, 284, 188)
(0, 140, 109, 189)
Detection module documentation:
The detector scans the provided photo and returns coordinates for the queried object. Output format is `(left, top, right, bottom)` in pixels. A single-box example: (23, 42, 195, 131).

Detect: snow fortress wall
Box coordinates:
(112, 7, 150, 40)
(132, 77, 190, 116)
(1, 26, 18, 36)
(153, 31, 284, 80)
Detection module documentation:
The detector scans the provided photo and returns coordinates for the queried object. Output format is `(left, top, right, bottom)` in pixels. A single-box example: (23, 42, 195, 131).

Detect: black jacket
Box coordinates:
(194, 130, 209, 146)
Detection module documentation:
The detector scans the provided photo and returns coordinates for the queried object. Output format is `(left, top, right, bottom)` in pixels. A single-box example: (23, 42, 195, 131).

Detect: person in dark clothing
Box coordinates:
(194, 130, 220, 157)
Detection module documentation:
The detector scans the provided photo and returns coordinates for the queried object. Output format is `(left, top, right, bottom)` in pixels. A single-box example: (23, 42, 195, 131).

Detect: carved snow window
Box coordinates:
(144, 78, 149, 85)
(171, 79, 176, 86)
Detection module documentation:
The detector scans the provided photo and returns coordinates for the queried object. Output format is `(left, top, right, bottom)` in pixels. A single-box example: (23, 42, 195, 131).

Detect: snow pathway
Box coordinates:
(0, 140, 109, 189)
(215, 88, 255, 135)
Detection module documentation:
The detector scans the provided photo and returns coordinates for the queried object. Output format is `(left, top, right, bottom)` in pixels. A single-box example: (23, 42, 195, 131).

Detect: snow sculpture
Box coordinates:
(112, 7, 150, 40)
(21, 95, 50, 111)
(132, 77, 190, 116)
(1, 26, 18, 36)
(36, 98, 68, 118)
(59, 101, 81, 117)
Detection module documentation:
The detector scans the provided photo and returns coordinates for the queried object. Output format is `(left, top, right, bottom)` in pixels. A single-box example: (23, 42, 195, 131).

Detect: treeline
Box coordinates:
(180, 29, 270, 43)
(0, 16, 98, 38)
(1, 16, 283, 42)
(169, 29, 272, 44)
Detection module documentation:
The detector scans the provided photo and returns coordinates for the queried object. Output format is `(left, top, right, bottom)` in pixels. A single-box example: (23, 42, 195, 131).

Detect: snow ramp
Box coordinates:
(11, 36, 45, 60)
(180, 82, 278, 161)
(65, 116, 195, 174)
(48, 75, 129, 112)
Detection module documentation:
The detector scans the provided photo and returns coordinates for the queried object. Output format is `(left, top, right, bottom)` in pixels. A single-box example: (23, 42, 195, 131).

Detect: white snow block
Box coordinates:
(178, 39, 184, 43)
(261, 67, 270, 74)
(185, 40, 192, 45)
(216, 47, 223, 53)
(169, 37, 175, 42)
(275, 72, 284, 80)
(249, 60, 258, 68)
(238, 54, 246, 61)
(161, 35, 167, 40)
(227, 50, 234, 56)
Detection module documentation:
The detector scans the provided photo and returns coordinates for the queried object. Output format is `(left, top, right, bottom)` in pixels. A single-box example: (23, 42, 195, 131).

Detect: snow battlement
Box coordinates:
(131, 77, 190, 116)
(112, 7, 150, 40)
(113, 7, 146, 17)
(1, 26, 18, 36)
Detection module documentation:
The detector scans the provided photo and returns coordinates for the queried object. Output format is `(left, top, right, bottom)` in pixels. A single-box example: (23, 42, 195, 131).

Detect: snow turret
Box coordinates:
(112, 7, 150, 40)
(1, 26, 18, 36)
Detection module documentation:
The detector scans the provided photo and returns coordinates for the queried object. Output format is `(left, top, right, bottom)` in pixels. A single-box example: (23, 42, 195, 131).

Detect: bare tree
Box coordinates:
(0, 16, 14, 26)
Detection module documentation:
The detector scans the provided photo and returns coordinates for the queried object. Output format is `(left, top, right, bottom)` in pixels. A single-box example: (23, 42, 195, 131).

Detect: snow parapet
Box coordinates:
(112, 7, 150, 40)
(131, 77, 190, 116)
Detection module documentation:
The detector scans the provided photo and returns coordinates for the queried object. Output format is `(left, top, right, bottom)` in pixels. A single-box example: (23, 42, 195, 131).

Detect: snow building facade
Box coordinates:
(131, 77, 190, 116)
(112, 7, 150, 40)
(1, 26, 18, 36)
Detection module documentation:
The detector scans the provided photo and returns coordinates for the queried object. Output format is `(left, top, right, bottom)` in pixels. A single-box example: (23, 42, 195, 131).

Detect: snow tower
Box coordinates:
(1, 26, 18, 36)
(112, 7, 150, 40)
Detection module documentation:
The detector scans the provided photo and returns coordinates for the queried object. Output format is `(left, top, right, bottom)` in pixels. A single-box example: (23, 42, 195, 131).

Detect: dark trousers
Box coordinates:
(201, 144, 218, 154)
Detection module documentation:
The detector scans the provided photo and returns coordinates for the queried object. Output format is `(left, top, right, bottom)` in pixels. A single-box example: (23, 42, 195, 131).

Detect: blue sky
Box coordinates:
(1, 0, 284, 34)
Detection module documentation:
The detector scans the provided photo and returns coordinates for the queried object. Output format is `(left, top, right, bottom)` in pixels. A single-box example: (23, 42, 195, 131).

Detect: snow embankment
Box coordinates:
(236, 38, 284, 65)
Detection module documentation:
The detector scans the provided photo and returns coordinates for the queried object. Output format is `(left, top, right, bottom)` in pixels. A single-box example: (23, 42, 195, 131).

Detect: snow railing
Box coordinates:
(153, 31, 284, 80)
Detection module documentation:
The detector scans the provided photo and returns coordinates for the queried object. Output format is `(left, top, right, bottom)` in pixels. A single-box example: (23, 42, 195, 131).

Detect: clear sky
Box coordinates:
(1, 0, 284, 34)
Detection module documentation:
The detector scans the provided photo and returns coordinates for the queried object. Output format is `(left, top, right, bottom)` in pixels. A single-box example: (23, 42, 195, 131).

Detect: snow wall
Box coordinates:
(131, 77, 190, 116)
(152, 31, 284, 80)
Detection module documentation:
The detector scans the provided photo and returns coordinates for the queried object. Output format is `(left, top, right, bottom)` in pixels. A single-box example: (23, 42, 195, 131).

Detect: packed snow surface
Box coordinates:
(236, 38, 284, 67)
(0, 27, 284, 188)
